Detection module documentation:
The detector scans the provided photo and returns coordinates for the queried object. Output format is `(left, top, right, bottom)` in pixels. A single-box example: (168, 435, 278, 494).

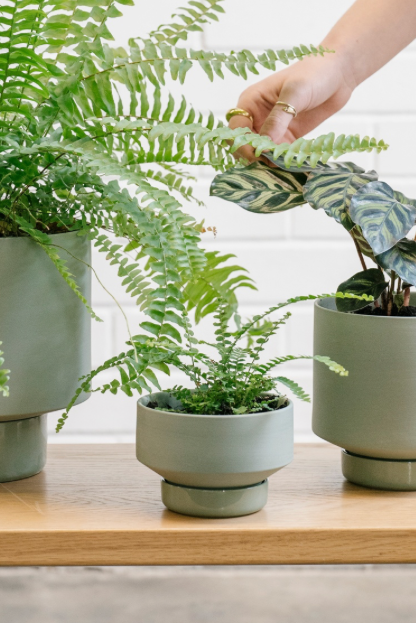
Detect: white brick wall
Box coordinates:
(49, 1, 416, 442)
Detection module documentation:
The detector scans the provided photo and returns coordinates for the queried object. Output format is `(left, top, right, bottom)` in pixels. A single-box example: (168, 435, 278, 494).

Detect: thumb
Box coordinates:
(260, 87, 303, 143)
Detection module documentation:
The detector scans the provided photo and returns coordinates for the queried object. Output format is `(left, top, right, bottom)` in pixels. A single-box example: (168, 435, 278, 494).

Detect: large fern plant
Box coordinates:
(0, 0, 387, 406)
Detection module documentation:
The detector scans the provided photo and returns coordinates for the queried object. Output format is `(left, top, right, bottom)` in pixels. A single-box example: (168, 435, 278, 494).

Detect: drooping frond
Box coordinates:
(274, 376, 310, 402)
(0, 343, 9, 397)
(138, 0, 225, 46)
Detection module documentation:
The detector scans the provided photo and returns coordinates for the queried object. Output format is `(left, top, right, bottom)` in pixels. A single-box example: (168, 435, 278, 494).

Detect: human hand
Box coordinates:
(229, 50, 356, 162)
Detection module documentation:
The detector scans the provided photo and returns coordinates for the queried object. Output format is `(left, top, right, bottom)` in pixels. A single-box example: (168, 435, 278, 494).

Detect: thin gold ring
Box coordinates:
(226, 107, 254, 123)
(275, 101, 297, 118)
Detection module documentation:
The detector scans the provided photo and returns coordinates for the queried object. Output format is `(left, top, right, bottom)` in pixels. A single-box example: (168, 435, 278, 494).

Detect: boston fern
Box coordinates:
(0, 1, 386, 409)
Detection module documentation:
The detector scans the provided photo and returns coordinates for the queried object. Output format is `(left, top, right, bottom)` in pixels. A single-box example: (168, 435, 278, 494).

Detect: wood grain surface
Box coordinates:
(1, 444, 416, 566)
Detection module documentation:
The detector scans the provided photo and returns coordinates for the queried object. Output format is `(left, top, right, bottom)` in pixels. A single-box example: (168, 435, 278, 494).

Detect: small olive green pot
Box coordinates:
(0, 232, 91, 482)
(312, 296, 416, 490)
(136, 392, 294, 518)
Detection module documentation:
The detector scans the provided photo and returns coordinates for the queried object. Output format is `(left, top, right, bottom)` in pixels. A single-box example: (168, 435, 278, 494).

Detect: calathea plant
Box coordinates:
(211, 156, 416, 316)
(0, 0, 387, 406)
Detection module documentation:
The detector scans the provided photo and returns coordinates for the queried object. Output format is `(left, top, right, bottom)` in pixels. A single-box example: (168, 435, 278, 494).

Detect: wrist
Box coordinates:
(320, 37, 359, 92)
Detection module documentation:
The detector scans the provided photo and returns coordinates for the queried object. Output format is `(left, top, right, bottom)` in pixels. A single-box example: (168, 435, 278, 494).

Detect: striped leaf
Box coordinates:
(350, 181, 416, 255)
(336, 268, 388, 312)
(210, 162, 307, 213)
(304, 162, 378, 232)
(376, 239, 416, 287)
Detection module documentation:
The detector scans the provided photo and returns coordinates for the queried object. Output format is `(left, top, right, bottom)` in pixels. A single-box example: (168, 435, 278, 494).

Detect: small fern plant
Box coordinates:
(57, 292, 371, 423)
(0, 0, 385, 418)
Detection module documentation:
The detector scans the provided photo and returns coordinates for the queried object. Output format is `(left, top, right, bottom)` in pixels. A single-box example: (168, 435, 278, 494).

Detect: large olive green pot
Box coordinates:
(136, 392, 293, 518)
(312, 296, 416, 490)
(0, 231, 91, 481)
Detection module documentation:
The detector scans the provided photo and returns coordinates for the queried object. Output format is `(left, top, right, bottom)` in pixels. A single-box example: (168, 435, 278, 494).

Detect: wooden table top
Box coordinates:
(1, 443, 416, 566)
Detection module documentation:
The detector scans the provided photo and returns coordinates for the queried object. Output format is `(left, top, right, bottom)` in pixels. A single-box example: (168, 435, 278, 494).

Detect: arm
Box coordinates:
(232, 0, 416, 159)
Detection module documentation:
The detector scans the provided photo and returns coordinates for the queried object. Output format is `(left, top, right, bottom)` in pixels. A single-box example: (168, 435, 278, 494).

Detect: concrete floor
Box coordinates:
(1, 565, 416, 623)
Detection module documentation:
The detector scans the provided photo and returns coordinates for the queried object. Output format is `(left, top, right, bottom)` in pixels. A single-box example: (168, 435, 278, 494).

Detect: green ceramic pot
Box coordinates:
(0, 231, 91, 482)
(136, 392, 293, 518)
(312, 296, 416, 490)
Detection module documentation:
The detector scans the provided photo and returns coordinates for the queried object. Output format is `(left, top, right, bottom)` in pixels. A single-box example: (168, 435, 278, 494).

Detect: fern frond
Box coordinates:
(139, 0, 225, 46)
(313, 355, 349, 376)
(258, 354, 348, 376)
(0, 342, 10, 397)
(184, 251, 255, 322)
(257, 354, 314, 374)
(149, 124, 389, 167)
(112, 42, 334, 86)
(274, 376, 310, 402)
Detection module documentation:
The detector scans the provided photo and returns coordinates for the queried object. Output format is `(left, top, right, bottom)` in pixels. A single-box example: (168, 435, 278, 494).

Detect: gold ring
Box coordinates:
(275, 101, 297, 118)
(226, 107, 254, 123)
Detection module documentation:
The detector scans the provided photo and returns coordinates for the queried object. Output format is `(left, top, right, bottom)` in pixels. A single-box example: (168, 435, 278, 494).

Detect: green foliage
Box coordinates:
(0, 343, 10, 397)
(304, 162, 378, 231)
(210, 162, 307, 213)
(129, 294, 348, 416)
(350, 181, 416, 255)
(57, 291, 369, 428)
(0, 0, 389, 416)
(376, 239, 416, 287)
(142, 1, 225, 45)
(211, 152, 416, 316)
(336, 268, 389, 312)
(183, 250, 255, 323)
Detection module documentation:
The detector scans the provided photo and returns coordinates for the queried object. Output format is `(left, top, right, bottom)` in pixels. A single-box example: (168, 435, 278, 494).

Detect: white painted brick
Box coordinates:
(204, 0, 354, 49)
(193, 181, 291, 241)
(373, 119, 416, 177)
(345, 53, 416, 114)
(91, 307, 116, 369)
(209, 241, 362, 305)
(292, 204, 348, 240)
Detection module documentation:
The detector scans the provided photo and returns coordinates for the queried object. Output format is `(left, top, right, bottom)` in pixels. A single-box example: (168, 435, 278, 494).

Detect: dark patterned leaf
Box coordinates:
(210, 162, 307, 213)
(336, 268, 388, 312)
(304, 162, 378, 232)
(350, 181, 416, 255)
(376, 239, 416, 287)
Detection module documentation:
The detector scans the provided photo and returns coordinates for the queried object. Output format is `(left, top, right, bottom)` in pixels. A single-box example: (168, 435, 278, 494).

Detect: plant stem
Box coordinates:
(351, 234, 367, 271)
(387, 271, 396, 316)
(404, 286, 411, 307)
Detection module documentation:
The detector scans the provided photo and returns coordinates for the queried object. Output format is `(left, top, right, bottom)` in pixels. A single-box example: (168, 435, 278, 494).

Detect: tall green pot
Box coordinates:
(137, 392, 293, 518)
(0, 231, 91, 482)
(312, 296, 416, 490)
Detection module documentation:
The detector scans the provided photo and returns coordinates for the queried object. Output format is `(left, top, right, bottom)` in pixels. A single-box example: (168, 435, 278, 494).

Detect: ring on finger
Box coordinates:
(226, 107, 254, 123)
(275, 101, 297, 118)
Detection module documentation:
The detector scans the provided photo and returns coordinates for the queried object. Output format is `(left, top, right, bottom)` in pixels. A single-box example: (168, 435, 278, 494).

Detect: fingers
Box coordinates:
(260, 86, 304, 144)
(228, 112, 256, 162)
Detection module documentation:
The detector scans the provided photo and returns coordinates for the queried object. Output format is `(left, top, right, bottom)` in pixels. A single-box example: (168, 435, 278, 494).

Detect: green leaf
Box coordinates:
(376, 239, 416, 287)
(350, 181, 416, 255)
(210, 162, 307, 213)
(304, 162, 378, 232)
(275, 376, 310, 402)
(313, 355, 348, 376)
(0, 342, 10, 397)
(336, 268, 388, 312)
